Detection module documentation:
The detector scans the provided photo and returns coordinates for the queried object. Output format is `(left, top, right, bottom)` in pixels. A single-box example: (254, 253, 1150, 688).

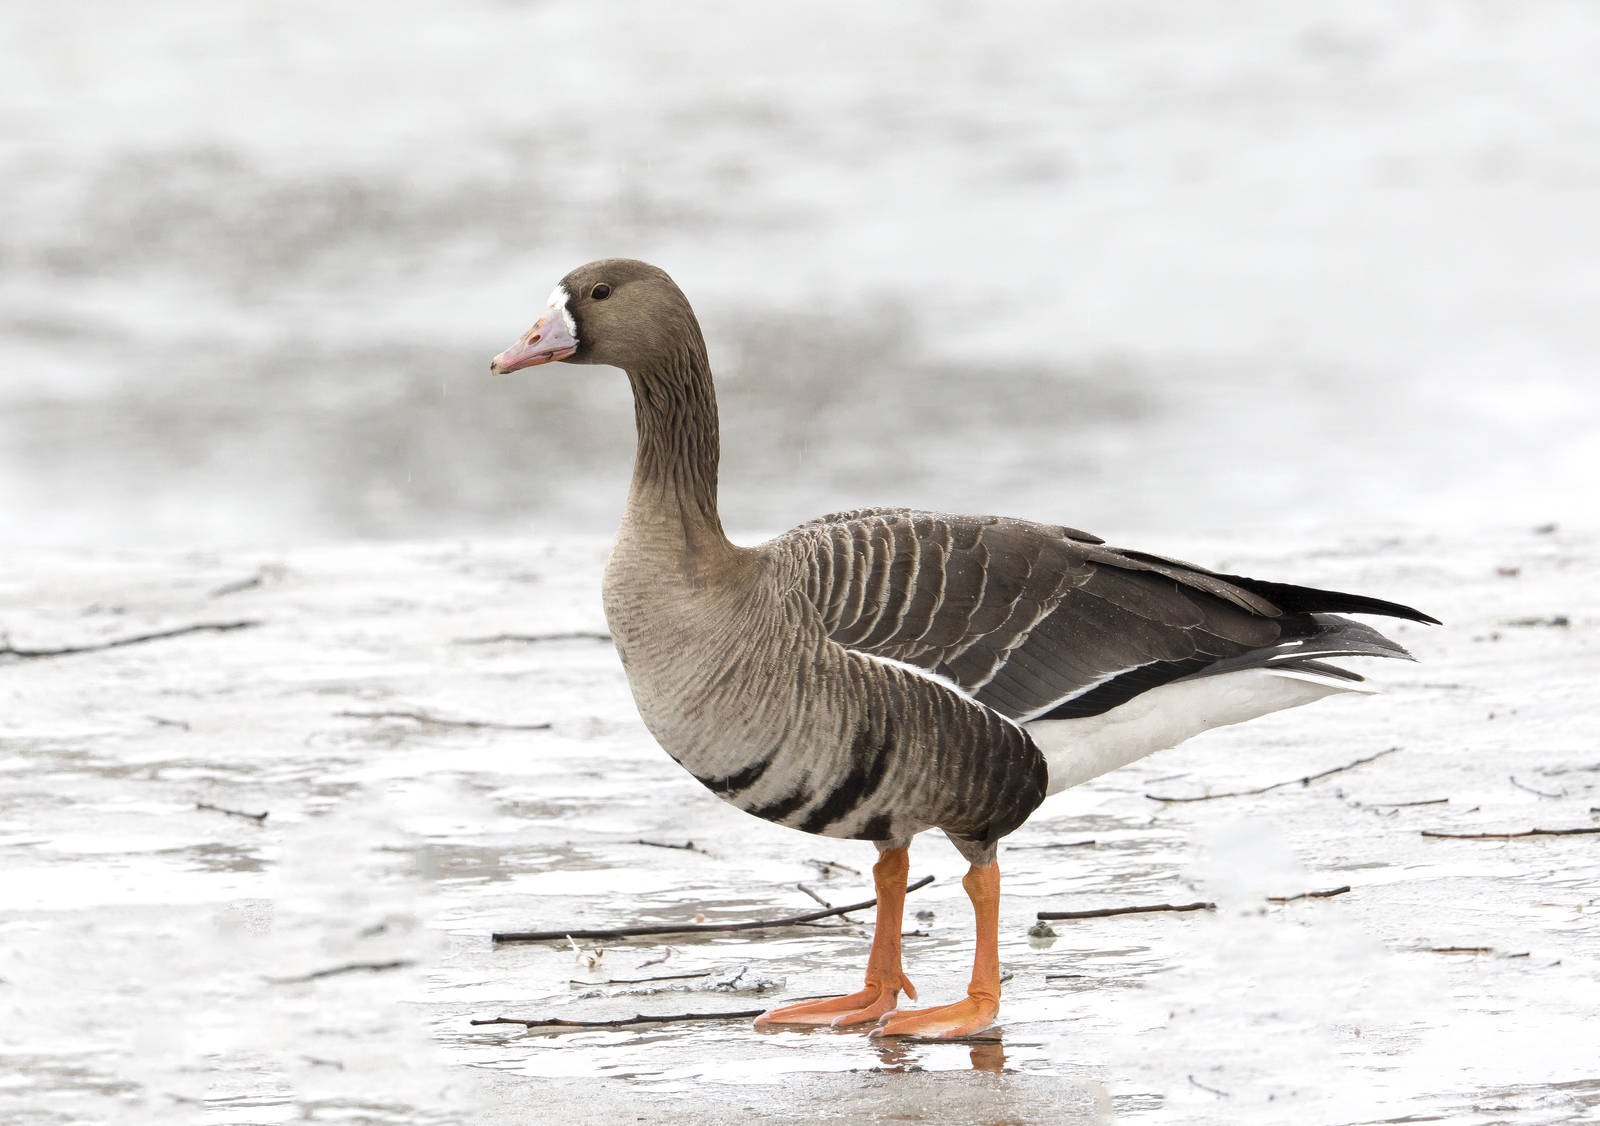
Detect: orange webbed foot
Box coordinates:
(754, 976, 915, 1029)
(869, 993, 999, 1040)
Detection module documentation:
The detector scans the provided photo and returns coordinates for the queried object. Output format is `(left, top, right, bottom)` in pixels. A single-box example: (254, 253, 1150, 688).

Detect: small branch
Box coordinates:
(336, 709, 551, 732)
(1145, 747, 1399, 803)
(1006, 839, 1098, 851)
(267, 959, 414, 984)
(1426, 946, 1494, 955)
(1037, 901, 1214, 921)
(1540, 763, 1600, 777)
(209, 563, 284, 598)
(807, 857, 860, 877)
(1267, 885, 1351, 904)
(196, 801, 268, 823)
(1, 621, 259, 661)
(632, 839, 703, 853)
(575, 970, 706, 986)
(1421, 826, 1600, 840)
(455, 631, 612, 645)
(300, 1055, 345, 1071)
(795, 883, 833, 909)
(1188, 1074, 1231, 1098)
(470, 1009, 763, 1031)
(1501, 614, 1570, 628)
(1357, 797, 1450, 809)
(1509, 775, 1564, 799)
(493, 875, 934, 944)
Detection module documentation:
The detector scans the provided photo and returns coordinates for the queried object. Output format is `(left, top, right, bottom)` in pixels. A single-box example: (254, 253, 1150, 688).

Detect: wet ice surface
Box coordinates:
(3, 528, 1597, 1124)
(4, 1, 1600, 548)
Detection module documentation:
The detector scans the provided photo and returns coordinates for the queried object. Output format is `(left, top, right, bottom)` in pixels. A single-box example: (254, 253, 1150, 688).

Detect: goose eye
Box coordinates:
(590, 283, 612, 301)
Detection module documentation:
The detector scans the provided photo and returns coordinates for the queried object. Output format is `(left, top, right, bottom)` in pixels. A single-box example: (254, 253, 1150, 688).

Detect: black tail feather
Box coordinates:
(1211, 573, 1441, 625)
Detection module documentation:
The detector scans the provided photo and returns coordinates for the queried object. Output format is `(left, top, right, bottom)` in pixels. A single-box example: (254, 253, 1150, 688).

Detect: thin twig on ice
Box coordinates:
(1421, 826, 1600, 840)
(492, 874, 934, 943)
(1, 621, 259, 661)
(336, 709, 551, 732)
(1145, 747, 1399, 803)
(1508, 775, 1564, 799)
(196, 801, 268, 823)
(1041, 885, 1352, 918)
(1357, 797, 1449, 809)
(470, 1009, 763, 1031)
(1188, 1074, 1231, 1098)
(632, 839, 704, 853)
(795, 883, 833, 909)
(455, 631, 612, 645)
(572, 970, 705, 986)
(1037, 901, 1215, 921)
(267, 960, 415, 984)
(1267, 885, 1351, 904)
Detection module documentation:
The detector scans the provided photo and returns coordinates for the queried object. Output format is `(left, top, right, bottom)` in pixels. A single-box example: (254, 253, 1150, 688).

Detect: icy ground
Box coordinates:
(2, 525, 1596, 1124)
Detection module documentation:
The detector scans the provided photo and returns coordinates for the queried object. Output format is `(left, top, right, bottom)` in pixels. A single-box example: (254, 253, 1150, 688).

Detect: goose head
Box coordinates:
(490, 258, 701, 375)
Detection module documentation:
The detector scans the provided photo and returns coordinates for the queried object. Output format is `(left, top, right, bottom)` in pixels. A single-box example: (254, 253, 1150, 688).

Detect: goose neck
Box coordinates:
(624, 338, 729, 549)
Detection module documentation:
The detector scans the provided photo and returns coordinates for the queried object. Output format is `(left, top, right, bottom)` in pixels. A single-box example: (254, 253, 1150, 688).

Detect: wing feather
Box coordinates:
(770, 508, 1431, 722)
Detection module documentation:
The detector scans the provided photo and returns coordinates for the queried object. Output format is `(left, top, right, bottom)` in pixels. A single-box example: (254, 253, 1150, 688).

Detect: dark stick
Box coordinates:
(1188, 1074, 1231, 1098)
(209, 571, 268, 598)
(795, 883, 834, 909)
(1427, 946, 1494, 955)
(1421, 827, 1600, 840)
(1037, 901, 1215, 921)
(1267, 885, 1351, 904)
(196, 801, 268, 823)
(808, 857, 861, 877)
(492, 874, 935, 943)
(455, 631, 612, 645)
(336, 709, 551, 732)
(267, 959, 415, 984)
(1145, 747, 1399, 803)
(632, 839, 702, 852)
(573, 971, 706, 985)
(1, 621, 259, 661)
(1508, 775, 1564, 799)
(1360, 797, 1450, 809)
(1005, 839, 1098, 851)
(470, 1009, 764, 1031)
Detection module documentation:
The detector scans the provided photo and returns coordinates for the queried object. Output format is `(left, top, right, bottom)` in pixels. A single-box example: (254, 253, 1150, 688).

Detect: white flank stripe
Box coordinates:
(1015, 668, 1129, 724)
(852, 650, 1027, 735)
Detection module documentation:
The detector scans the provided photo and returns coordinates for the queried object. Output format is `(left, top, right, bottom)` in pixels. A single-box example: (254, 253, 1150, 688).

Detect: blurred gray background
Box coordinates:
(3, 0, 1597, 549)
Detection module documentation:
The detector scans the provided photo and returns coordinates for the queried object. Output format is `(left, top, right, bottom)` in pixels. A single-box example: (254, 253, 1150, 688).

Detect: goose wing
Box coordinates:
(774, 507, 1435, 723)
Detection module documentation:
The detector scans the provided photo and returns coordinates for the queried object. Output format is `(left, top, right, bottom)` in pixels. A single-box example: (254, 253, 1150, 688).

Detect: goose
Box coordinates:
(489, 258, 1436, 1040)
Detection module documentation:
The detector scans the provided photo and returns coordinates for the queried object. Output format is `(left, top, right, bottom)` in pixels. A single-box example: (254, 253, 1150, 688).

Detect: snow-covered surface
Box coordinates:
(2, 526, 1596, 1124)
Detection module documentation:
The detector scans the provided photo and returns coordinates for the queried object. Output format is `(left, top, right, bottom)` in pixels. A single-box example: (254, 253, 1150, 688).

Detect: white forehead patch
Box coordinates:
(547, 284, 577, 338)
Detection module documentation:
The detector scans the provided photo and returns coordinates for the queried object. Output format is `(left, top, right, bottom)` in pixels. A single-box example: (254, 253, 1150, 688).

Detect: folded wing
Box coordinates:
(774, 507, 1436, 723)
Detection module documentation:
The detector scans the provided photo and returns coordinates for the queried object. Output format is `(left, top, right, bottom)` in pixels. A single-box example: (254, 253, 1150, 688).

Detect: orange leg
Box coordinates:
(871, 861, 1001, 1039)
(754, 846, 917, 1029)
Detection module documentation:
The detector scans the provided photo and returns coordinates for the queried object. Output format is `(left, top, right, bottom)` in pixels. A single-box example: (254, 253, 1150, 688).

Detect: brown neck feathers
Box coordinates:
(625, 332, 728, 545)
